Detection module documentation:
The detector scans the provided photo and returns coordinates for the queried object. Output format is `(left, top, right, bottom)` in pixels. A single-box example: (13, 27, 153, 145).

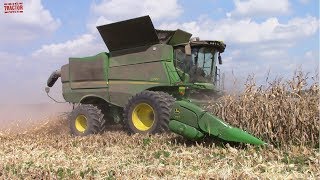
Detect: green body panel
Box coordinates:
(62, 83, 109, 103)
(170, 100, 204, 128)
(167, 29, 192, 45)
(109, 61, 168, 82)
(170, 100, 266, 145)
(162, 61, 182, 85)
(209, 126, 266, 145)
(61, 44, 182, 106)
(107, 44, 181, 106)
(169, 120, 204, 140)
(109, 44, 172, 67)
(62, 52, 110, 103)
(192, 83, 215, 90)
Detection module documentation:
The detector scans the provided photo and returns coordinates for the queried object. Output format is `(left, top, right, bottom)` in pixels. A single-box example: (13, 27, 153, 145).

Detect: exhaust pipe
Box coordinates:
(47, 70, 61, 87)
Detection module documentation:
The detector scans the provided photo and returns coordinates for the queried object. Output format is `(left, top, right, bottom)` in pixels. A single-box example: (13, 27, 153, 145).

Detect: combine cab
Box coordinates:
(46, 16, 265, 145)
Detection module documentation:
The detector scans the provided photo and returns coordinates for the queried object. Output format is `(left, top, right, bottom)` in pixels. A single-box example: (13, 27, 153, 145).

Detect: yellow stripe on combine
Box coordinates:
(108, 81, 160, 85)
(71, 81, 107, 88)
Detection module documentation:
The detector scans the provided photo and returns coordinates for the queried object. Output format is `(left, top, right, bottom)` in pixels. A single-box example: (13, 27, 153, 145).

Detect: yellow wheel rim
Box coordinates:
(75, 115, 87, 132)
(132, 103, 155, 131)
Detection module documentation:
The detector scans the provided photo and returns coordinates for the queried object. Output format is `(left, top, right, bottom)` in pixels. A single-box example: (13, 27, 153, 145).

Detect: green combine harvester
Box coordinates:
(46, 16, 265, 145)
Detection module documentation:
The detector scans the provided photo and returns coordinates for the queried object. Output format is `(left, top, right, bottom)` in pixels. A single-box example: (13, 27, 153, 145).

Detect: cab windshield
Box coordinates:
(174, 46, 218, 83)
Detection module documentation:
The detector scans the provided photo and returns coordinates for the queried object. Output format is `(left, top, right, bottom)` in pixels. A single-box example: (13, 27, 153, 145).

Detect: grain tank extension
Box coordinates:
(46, 16, 265, 145)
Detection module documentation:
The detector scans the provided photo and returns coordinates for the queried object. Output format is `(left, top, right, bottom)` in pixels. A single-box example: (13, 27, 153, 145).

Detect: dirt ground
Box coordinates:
(0, 113, 319, 179)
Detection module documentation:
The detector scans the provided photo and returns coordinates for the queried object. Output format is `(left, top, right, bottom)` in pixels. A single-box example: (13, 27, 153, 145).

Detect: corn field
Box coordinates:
(208, 70, 319, 148)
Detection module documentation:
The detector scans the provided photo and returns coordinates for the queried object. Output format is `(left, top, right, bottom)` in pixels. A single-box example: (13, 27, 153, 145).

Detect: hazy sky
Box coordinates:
(0, 0, 319, 104)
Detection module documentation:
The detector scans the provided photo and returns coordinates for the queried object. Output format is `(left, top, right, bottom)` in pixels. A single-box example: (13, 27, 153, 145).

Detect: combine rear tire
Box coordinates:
(123, 91, 174, 134)
(68, 104, 105, 136)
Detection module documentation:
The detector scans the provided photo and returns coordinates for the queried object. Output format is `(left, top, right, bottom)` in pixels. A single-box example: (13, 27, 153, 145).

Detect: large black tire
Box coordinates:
(157, 91, 176, 105)
(68, 104, 106, 136)
(123, 91, 175, 134)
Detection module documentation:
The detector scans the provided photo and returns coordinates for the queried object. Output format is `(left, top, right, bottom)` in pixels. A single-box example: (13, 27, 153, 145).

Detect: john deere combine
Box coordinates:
(46, 16, 265, 145)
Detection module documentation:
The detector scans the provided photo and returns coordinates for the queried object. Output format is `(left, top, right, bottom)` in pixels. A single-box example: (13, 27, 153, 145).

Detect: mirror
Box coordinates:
(45, 87, 50, 93)
(218, 54, 222, 64)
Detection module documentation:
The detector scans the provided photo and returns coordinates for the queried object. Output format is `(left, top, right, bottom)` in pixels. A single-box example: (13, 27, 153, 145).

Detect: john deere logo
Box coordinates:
(174, 108, 180, 114)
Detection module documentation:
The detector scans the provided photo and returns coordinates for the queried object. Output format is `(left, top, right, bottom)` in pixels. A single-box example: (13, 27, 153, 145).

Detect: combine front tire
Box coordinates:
(123, 91, 174, 134)
(68, 104, 105, 136)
